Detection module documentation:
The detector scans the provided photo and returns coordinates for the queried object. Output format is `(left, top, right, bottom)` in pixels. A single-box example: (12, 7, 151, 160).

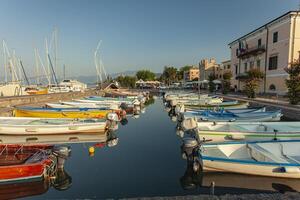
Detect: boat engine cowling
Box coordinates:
(181, 118, 198, 132)
(175, 104, 185, 115)
(170, 100, 178, 107)
(137, 95, 146, 104)
(132, 99, 141, 106)
(181, 138, 199, 160)
(107, 112, 119, 122)
(53, 146, 71, 169)
(181, 137, 202, 172)
(120, 103, 128, 110)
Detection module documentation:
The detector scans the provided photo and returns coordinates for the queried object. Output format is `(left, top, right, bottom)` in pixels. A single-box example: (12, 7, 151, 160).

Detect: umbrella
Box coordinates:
(213, 79, 222, 84)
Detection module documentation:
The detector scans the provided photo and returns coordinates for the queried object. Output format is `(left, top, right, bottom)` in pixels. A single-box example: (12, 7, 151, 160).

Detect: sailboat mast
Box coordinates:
(3, 41, 7, 83)
(19, 60, 29, 85)
(34, 48, 40, 85)
(45, 38, 51, 85)
(54, 27, 58, 81)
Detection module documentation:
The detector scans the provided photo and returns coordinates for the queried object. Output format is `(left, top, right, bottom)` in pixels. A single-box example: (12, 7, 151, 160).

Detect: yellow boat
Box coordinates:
(25, 87, 48, 95)
(13, 107, 117, 119)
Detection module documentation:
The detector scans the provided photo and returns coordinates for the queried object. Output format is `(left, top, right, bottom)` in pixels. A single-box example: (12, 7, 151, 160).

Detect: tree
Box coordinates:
(208, 73, 217, 93)
(177, 65, 193, 81)
(238, 68, 264, 98)
(222, 71, 232, 94)
(285, 60, 300, 104)
(161, 66, 178, 85)
(136, 70, 155, 81)
(115, 75, 137, 88)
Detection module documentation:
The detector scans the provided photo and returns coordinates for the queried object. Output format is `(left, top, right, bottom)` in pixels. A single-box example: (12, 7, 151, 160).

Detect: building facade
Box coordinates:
(214, 60, 231, 81)
(183, 67, 199, 82)
(229, 11, 300, 95)
(199, 58, 220, 81)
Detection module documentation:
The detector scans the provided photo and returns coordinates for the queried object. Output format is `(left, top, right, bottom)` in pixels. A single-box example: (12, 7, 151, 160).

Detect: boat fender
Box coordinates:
(227, 134, 245, 140)
(200, 117, 208, 121)
(278, 167, 300, 173)
(89, 146, 95, 154)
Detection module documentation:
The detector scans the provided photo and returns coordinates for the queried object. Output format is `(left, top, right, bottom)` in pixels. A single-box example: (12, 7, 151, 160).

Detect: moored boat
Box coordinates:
(13, 107, 125, 119)
(180, 109, 282, 122)
(0, 144, 55, 182)
(181, 120, 300, 142)
(0, 117, 113, 135)
(201, 140, 300, 178)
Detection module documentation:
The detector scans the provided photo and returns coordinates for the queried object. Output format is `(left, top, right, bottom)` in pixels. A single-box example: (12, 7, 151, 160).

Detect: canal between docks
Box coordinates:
(26, 98, 298, 199)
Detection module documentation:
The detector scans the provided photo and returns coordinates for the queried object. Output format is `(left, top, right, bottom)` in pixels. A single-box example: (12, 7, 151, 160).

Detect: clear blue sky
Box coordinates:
(0, 0, 298, 77)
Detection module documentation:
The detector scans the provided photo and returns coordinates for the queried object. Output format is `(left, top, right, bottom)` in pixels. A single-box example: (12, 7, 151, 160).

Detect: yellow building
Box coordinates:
(199, 58, 220, 81)
(229, 11, 300, 95)
(183, 67, 199, 81)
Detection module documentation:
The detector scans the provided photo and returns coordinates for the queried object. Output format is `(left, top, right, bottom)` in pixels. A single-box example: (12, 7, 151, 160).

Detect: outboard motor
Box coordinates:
(106, 112, 119, 131)
(137, 94, 145, 104)
(175, 104, 185, 124)
(120, 102, 128, 111)
(169, 100, 178, 116)
(106, 131, 119, 147)
(175, 104, 185, 116)
(53, 146, 71, 169)
(181, 117, 198, 133)
(181, 137, 203, 173)
(132, 99, 141, 106)
(133, 105, 141, 115)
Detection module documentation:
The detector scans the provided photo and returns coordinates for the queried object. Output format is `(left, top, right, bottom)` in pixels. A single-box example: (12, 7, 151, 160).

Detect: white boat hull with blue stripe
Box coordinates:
(201, 140, 300, 178)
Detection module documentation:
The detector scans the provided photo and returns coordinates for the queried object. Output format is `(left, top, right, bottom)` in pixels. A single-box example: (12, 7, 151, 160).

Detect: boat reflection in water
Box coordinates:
(0, 130, 118, 199)
(0, 144, 71, 199)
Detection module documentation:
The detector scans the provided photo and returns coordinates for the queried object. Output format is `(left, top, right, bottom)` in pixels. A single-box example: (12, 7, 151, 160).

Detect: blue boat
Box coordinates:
(182, 109, 282, 122)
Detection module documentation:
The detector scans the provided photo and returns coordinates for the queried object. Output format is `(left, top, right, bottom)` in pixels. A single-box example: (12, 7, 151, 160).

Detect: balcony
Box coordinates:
(237, 45, 266, 59)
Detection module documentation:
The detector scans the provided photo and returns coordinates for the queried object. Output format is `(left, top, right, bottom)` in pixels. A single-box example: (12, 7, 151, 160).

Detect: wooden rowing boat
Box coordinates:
(0, 145, 55, 182)
(201, 140, 300, 178)
(13, 107, 122, 119)
(0, 117, 108, 135)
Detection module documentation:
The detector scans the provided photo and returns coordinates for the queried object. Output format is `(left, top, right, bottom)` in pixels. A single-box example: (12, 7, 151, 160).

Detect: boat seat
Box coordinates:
(247, 144, 288, 164)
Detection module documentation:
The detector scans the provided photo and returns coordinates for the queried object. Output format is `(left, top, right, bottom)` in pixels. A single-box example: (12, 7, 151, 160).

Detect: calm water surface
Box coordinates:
(25, 98, 296, 199)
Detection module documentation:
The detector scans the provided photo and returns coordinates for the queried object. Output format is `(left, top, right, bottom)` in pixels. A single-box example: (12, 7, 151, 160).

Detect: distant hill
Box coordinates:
(109, 70, 138, 78)
(68, 70, 138, 84)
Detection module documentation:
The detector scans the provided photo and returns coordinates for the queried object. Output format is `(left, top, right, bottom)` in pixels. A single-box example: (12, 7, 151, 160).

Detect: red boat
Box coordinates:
(0, 144, 56, 183)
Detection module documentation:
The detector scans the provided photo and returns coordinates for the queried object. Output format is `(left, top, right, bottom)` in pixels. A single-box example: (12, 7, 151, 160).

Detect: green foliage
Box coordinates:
(208, 74, 217, 93)
(144, 97, 155, 106)
(136, 70, 156, 81)
(161, 66, 178, 85)
(115, 75, 137, 88)
(222, 71, 232, 94)
(238, 68, 264, 98)
(285, 61, 300, 105)
(177, 65, 193, 80)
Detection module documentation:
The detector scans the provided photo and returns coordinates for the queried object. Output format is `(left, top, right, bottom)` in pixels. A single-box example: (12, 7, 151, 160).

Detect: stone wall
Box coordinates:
(0, 89, 101, 116)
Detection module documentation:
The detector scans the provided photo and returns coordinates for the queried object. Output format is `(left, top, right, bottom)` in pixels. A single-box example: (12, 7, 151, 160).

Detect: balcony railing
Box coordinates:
(237, 45, 266, 59)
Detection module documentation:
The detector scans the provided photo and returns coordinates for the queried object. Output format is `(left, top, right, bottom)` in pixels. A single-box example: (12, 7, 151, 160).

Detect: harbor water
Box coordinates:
(24, 98, 298, 199)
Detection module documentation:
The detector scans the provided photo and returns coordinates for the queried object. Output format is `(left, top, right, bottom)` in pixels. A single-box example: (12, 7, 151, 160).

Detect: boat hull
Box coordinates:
(196, 130, 300, 143)
(203, 158, 300, 178)
(0, 117, 107, 135)
(14, 109, 111, 119)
